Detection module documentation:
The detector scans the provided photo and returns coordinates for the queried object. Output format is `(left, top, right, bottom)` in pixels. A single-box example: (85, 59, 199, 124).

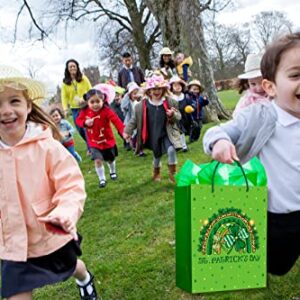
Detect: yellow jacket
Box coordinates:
(176, 56, 193, 78)
(61, 75, 92, 110)
(0, 124, 86, 261)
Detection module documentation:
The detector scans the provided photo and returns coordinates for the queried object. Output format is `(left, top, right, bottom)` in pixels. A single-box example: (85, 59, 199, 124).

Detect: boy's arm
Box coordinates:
(200, 95, 209, 106)
(117, 69, 123, 88)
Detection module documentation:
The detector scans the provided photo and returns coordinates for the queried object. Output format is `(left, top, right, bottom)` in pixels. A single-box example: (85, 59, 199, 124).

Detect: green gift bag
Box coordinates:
(175, 160, 268, 293)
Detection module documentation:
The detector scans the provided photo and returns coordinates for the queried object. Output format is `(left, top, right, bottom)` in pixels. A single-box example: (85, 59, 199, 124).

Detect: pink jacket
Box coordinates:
(0, 126, 86, 261)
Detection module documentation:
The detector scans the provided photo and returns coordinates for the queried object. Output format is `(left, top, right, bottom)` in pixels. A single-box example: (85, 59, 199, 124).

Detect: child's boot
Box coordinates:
(168, 164, 176, 183)
(152, 167, 161, 182)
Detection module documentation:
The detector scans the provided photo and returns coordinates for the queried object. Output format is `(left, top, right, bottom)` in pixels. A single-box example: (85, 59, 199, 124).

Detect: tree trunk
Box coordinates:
(145, 0, 230, 121)
(124, 0, 152, 70)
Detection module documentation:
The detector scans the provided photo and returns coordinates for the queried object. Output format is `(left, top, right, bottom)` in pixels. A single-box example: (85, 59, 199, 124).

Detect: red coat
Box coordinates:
(76, 106, 124, 150)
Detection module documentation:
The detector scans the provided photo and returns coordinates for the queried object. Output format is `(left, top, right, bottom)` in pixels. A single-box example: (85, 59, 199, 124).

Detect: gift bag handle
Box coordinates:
(211, 160, 249, 193)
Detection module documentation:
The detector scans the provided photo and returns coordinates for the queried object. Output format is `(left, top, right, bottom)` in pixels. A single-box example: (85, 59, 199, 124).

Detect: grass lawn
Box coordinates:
(218, 90, 240, 111)
(34, 91, 300, 299)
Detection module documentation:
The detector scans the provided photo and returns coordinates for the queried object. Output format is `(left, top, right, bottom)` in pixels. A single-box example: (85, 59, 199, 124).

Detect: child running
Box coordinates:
(232, 53, 269, 118)
(0, 65, 97, 299)
(124, 74, 182, 183)
(186, 79, 209, 142)
(121, 82, 145, 156)
(203, 32, 300, 276)
(169, 75, 190, 152)
(50, 107, 82, 162)
(76, 84, 125, 188)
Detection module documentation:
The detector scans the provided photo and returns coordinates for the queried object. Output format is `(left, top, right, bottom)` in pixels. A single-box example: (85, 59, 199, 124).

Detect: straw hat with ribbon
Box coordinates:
(0, 65, 46, 105)
(188, 79, 203, 92)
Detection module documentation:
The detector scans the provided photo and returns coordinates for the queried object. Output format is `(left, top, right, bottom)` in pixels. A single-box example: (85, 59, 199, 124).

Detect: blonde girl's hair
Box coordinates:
(23, 91, 62, 141)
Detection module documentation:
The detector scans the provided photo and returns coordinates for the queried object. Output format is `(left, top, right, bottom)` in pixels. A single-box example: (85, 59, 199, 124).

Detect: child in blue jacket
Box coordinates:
(186, 79, 209, 142)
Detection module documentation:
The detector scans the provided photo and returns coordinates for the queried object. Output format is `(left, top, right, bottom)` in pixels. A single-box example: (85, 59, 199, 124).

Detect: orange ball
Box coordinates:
(185, 105, 194, 113)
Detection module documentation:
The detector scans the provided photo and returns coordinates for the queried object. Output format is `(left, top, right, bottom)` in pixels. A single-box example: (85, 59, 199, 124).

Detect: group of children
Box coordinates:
(0, 32, 300, 299)
(50, 70, 209, 186)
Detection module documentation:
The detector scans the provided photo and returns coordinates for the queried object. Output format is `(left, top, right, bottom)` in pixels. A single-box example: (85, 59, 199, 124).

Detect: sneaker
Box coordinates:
(138, 152, 147, 157)
(99, 180, 106, 188)
(77, 271, 98, 300)
(110, 173, 118, 180)
(182, 147, 188, 152)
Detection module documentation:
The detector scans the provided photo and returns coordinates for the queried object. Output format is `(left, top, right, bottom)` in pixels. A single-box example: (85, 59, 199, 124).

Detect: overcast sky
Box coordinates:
(0, 0, 299, 96)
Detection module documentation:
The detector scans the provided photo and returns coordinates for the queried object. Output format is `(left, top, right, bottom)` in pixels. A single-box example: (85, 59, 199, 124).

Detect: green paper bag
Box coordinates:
(175, 161, 268, 293)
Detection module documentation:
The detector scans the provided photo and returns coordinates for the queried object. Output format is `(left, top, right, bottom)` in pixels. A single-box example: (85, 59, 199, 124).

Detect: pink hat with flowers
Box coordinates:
(93, 83, 116, 104)
(144, 74, 169, 90)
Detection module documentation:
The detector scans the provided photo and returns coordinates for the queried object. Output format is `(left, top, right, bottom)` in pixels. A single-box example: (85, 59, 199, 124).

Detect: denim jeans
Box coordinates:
(66, 145, 82, 162)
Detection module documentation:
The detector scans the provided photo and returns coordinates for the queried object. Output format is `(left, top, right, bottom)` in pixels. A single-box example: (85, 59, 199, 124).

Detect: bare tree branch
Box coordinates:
(23, 0, 49, 40)
(14, 3, 25, 43)
(91, 0, 132, 31)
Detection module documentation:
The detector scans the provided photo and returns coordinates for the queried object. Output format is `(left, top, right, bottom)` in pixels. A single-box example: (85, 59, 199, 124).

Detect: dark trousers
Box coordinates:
(189, 119, 202, 142)
(267, 211, 300, 275)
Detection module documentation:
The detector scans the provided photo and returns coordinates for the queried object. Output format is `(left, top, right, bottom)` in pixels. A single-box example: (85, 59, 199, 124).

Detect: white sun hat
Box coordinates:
(159, 47, 174, 56)
(0, 65, 46, 104)
(238, 53, 263, 79)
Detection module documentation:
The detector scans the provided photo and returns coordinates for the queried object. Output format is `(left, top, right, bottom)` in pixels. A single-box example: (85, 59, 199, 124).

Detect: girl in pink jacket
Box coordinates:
(0, 66, 98, 299)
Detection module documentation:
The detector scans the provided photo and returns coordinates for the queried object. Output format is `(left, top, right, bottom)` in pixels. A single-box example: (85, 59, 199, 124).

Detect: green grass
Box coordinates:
(33, 93, 299, 299)
(218, 90, 240, 111)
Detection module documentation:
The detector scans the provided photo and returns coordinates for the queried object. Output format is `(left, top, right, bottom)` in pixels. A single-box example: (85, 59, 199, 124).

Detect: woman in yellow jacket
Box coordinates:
(61, 59, 92, 146)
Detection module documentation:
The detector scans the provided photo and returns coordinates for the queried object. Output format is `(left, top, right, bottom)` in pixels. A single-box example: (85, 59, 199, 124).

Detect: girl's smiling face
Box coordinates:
(130, 89, 139, 101)
(149, 88, 164, 101)
(248, 77, 265, 95)
(171, 82, 183, 95)
(0, 86, 32, 146)
(87, 94, 104, 112)
(189, 85, 200, 95)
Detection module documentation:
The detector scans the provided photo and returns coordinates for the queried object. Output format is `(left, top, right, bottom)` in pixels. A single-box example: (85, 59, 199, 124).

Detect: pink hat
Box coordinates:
(93, 83, 116, 104)
(126, 82, 140, 95)
(144, 74, 169, 90)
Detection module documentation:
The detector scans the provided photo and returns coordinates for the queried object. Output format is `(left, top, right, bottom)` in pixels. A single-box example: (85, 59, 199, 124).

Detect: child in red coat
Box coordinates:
(76, 84, 125, 188)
